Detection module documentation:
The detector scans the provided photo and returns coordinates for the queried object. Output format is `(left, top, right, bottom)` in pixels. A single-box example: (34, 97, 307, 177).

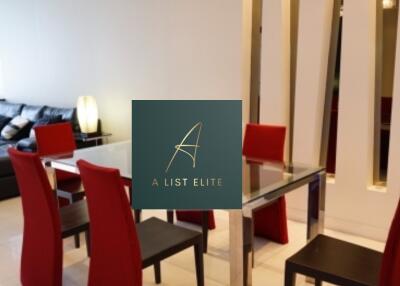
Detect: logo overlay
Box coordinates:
(132, 100, 242, 209)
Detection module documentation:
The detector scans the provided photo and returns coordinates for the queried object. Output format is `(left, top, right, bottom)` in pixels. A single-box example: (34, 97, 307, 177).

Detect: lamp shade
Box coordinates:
(383, 0, 396, 9)
(77, 96, 98, 133)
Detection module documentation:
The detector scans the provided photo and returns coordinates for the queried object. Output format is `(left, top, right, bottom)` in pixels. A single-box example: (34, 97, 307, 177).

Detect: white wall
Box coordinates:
(2, 0, 400, 241)
(259, 0, 290, 128)
(0, 0, 247, 141)
(287, 0, 334, 228)
(261, 0, 400, 241)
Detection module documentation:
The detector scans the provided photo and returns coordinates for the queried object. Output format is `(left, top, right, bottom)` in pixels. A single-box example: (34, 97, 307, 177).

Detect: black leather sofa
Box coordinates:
(0, 99, 80, 200)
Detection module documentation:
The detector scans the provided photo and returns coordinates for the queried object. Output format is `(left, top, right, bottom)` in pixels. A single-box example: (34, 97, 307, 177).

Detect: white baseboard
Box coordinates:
(287, 207, 388, 242)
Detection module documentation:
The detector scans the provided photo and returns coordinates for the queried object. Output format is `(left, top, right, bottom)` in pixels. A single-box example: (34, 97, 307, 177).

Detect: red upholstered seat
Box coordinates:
(77, 160, 142, 286)
(379, 199, 400, 285)
(243, 123, 288, 244)
(8, 148, 62, 286)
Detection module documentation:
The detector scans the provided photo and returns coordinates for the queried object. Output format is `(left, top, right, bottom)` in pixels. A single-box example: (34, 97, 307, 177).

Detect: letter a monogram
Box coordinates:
(165, 122, 202, 173)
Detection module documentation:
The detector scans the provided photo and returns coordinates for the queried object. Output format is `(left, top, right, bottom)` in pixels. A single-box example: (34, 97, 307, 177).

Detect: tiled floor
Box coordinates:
(0, 197, 385, 286)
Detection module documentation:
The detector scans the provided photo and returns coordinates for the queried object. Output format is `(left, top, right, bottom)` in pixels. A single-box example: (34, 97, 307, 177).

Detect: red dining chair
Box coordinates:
(34, 122, 76, 157)
(8, 148, 90, 286)
(34, 122, 83, 203)
(243, 123, 288, 244)
(285, 198, 400, 286)
(8, 148, 62, 286)
(77, 160, 142, 286)
(77, 159, 204, 286)
(120, 178, 142, 222)
(35, 122, 84, 246)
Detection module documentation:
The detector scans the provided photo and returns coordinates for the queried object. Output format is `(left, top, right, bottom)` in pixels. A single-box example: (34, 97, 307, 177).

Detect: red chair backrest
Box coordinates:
(34, 122, 76, 157)
(7, 148, 62, 286)
(379, 199, 400, 286)
(77, 159, 142, 286)
(242, 123, 286, 162)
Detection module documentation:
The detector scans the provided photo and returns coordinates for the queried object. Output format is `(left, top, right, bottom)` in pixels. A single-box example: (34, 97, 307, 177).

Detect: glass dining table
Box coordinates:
(48, 140, 326, 286)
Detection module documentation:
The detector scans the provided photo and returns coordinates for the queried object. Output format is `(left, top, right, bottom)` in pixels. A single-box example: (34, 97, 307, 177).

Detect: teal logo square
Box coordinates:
(132, 100, 242, 209)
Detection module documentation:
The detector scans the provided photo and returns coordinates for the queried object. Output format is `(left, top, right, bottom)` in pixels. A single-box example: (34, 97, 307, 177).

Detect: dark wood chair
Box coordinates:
(77, 159, 204, 286)
(285, 199, 400, 286)
(168, 210, 210, 254)
(174, 210, 216, 253)
(59, 200, 90, 256)
(137, 217, 204, 285)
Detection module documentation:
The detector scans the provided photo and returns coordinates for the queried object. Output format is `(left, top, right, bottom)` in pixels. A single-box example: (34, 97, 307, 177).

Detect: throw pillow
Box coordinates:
(1, 115, 30, 140)
(29, 115, 63, 138)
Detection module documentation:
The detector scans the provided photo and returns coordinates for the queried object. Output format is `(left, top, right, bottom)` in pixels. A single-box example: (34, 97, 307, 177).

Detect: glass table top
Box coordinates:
(242, 161, 324, 206)
(50, 140, 324, 205)
(51, 140, 132, 179)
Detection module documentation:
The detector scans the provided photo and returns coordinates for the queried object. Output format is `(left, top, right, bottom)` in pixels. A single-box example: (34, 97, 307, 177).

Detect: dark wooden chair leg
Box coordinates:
(74, 234, 80, 248)
(85, 230, 91, 257)
(250, 216, 255, 268)
(134, 209, 142, 223)
(167, 210, 174, 224)
(154, 261, 161, 284)
(243, 247, 249, 286)
(194, 241, 204, 286)
(315, 279, 322, 286)
(284, 265, 296, 286)
(66, 196, 81, 249)
(202, 211, 208, 253)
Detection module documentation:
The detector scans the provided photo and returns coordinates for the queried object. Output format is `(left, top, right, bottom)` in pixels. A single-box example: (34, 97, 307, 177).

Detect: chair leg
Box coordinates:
(154, 261, 161, 284)
(67, 196, 81, 249)
(250, 215, 255, 268)
(74, 234, 80, 248)
(202, 211, 209, 253)
(251, 248, 255, 268)
(85, 230, 91, 257)
(194, 242, 204, 286)
(243, 247, 248, 286)
(134, 209, 142, 223)
(167, 210, 174, 224)
(284, 266, 296, 286)
(315, 279, 322, 286)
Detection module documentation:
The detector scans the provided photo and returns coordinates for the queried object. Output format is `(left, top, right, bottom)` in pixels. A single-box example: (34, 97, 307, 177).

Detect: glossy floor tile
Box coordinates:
(0, 197, 385, 285)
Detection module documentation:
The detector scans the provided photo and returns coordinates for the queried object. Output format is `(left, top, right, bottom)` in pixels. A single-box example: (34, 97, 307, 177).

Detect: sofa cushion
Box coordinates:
(43, 106, 75, 121)
(0, 139, 17, 176)
(29, 115, 62, 138)
(43, 106, 79, 132)
(16, 137, 37, 152)
(0, 101, 24, 118)
(1, 116, 30, 140)
(0, 115, 11, 131)
(0, 155, 14, 177)
(21, 104, 45, 122)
